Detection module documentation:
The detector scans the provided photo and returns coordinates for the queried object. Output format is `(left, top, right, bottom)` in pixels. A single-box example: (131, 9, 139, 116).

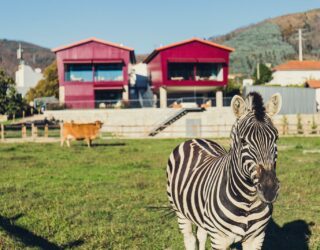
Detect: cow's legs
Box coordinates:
(177, 213, 196, 250)
(60, 138, 64, 147)
(86, 139, 91, 148)
(197, 226, 207, 250)
(66, 139, 71, 147)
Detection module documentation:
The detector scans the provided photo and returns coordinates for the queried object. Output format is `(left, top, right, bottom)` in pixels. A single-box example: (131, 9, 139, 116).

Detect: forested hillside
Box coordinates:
(0, 39, 55, 77)
(211, 8, 320, 75)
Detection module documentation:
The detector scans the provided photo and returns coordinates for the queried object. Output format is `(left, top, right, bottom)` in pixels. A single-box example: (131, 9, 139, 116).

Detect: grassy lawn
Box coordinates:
(0, 137, 319, 249)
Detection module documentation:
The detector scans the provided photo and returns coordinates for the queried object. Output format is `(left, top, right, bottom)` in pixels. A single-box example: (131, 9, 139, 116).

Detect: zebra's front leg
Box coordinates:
(197, 226, 207, 250)
(177, 215, 196, 250)
(242, 232, 265, 250)
(209, 233, 233, 250)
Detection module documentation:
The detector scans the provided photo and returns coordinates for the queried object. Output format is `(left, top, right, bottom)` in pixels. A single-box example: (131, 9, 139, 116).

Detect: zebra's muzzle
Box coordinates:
(256, 166, 280, 204)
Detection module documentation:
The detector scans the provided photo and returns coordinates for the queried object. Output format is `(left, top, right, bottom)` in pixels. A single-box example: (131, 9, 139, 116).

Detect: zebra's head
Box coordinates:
(230, 92, 282, 204)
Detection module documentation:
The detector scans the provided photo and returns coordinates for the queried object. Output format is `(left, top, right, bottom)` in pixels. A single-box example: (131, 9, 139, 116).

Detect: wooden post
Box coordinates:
(31, 124, 38, 138)
(60, 122, 63, 139)
(1, 124, 4, 141)
(22, 125, 27, 138)
(44, 124, 49, 138)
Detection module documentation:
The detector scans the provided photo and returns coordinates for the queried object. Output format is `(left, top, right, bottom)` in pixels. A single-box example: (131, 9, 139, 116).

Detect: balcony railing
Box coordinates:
(42, 97, 233, 110)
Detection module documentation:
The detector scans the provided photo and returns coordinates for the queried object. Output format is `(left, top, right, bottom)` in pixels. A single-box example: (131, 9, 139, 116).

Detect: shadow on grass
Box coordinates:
(230, 218, 312, 250)
(0, 214, 84, 249)
(263, 218, 312, 250)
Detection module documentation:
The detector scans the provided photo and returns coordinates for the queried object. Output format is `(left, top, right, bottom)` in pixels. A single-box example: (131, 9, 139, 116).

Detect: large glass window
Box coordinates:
(94, 64, 123, 81)
(65, 64, 92, 82)
(196, 63, 219, 81)
(168, 63, 194, 80)
(168, 62, 223, 81)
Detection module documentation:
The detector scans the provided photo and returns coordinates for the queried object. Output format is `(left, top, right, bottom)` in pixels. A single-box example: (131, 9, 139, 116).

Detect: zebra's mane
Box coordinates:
(247, 92, 265, 122)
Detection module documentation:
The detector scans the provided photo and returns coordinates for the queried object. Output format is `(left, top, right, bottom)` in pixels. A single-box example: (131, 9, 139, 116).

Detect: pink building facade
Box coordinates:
(53, 37, 135, 109)
(144, 38, 234, 107)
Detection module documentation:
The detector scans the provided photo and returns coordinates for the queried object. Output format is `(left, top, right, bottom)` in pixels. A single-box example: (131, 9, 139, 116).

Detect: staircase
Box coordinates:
(148, 107, 204, 136)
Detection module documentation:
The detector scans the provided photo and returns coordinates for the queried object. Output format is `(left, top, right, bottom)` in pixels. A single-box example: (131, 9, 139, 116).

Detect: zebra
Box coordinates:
(166, 92, 282, 250)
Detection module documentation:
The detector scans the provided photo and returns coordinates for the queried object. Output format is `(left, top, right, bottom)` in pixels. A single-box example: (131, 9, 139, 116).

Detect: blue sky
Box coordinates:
(0, 0, 319, 53)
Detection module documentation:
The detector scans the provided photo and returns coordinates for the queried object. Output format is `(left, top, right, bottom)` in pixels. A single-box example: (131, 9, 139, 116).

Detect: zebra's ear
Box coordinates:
(231, 95, 246, 118)
(266, 93, 282, 117)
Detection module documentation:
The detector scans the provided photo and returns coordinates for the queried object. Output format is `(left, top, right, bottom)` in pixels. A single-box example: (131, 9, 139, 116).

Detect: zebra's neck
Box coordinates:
(226, 147, 258, 204)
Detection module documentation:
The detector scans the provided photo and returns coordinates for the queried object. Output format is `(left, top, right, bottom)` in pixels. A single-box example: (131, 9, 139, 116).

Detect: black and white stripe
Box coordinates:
(166, 93, 280, 250)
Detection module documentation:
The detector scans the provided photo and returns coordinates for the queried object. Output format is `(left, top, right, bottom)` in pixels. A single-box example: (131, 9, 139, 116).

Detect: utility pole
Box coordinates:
(298, 29, 303, 61)
(257, 62, 260, 80)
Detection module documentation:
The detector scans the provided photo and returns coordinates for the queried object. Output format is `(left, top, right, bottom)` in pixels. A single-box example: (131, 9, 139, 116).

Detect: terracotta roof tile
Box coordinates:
(274, 60, 320, 71)
(306, 79, 320, 88)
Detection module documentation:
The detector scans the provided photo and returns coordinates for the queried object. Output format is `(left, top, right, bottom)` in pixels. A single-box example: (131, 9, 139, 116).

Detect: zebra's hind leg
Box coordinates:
(196, 226, 207, 250)
(177, 213, 196, 250)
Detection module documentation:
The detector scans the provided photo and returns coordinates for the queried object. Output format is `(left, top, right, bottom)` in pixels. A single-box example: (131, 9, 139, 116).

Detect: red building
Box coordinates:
(52, 37, 135, 109)
(143, 38, 234, 107)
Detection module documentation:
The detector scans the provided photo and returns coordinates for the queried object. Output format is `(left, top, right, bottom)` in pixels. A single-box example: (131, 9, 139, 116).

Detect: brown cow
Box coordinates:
(60, 121, 103, 147)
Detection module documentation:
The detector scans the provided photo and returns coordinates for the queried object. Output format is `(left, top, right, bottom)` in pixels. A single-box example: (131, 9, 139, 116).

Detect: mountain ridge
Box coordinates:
(0, 39, 55, 77)
(1, 8, 319, 78)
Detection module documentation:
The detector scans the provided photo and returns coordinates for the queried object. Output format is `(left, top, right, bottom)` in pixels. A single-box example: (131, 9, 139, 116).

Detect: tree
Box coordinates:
(0, 67, 26, 117)
(25, 61, 58, 103)
(6, 86, 26, 119)
(253, 63, 273, 85)
(0, 68, 14, 114)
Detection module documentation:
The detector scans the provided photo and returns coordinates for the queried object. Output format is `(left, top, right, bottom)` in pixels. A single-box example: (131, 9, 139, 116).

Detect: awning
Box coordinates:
(197, 58, 226, 63)
(92, 59, 124, 64)
(167, 58, 226, 63)
(167, 58, 197, 63)
(63, 59, 92, 64)
(63, 59, 124, 64)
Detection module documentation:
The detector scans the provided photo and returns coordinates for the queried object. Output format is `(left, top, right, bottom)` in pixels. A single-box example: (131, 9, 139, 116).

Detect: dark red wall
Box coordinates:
(147, 40, 231, 91)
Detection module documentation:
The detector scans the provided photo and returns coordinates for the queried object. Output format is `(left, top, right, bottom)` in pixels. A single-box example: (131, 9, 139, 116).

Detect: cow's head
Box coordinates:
(95, 120, 103, 128)
(230, 92, 282, 204)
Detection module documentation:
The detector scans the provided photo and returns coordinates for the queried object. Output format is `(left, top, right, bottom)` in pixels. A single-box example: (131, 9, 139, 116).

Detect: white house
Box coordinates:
(269, 60, 320, 86)
(15, 63, 43, 97)
(306, 80, 320, 111)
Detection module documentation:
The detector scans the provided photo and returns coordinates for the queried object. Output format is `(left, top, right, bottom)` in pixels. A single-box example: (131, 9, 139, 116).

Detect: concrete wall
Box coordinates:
(316, 89, 320, 111)
(243, 86, 317, 114)
(44, 108, 320, 139)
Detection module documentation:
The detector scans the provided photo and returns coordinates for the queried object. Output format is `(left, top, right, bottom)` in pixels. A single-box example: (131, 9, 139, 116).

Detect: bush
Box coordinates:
(46, 103, 67, 110)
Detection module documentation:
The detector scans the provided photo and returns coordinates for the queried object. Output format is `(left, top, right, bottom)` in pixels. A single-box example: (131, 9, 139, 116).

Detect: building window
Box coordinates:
(65, 64, 92, 82)
(196, 63, 219, 81)
(168, 62, 223, 81)
(168, 63, 194, 80)
(94, 64, 123, 81)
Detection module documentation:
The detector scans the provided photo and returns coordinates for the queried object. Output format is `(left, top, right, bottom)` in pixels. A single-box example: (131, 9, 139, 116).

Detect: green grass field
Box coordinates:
(0, 137, 319, 249)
